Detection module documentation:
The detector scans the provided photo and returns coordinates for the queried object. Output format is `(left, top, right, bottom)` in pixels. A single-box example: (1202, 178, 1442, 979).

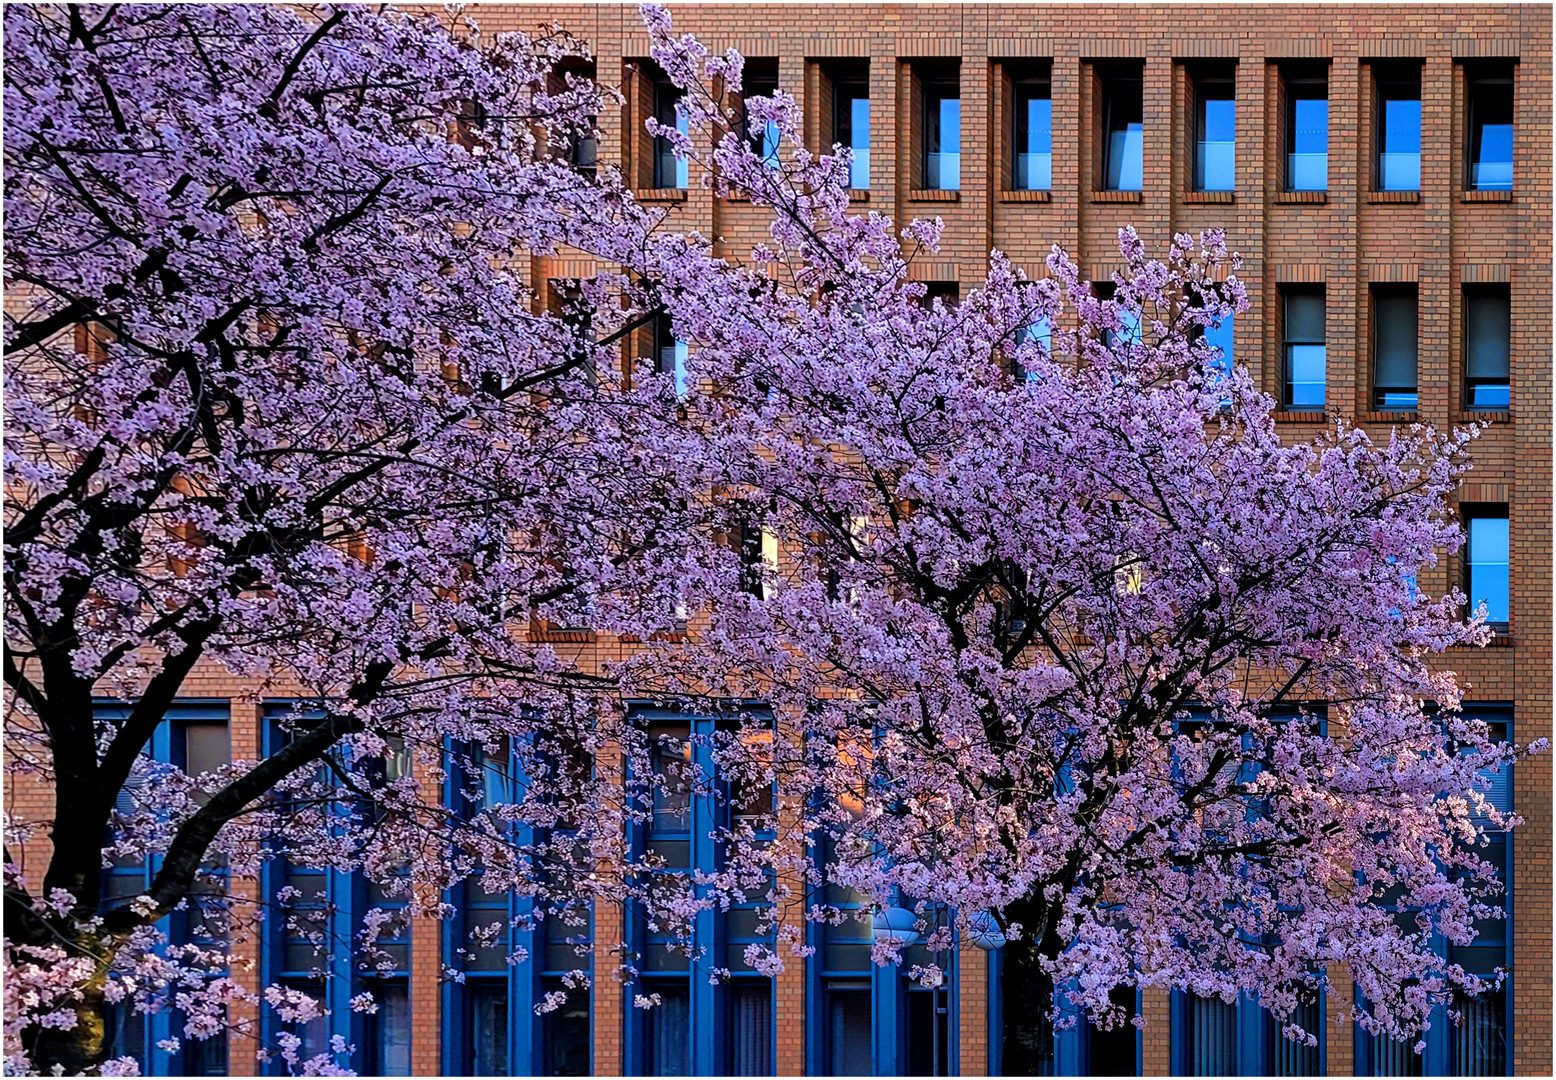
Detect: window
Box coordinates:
(1180, 994, 1237, 1076)
(553, 60, 597, 177)
(832, 67, 871, 189)
(468, 982, 509, 1076)
(1193, 68, 1236, 192)
(652, 310, 688, 397)
(921, 281, 959, 310)
(1372, 286, 1418, 410)
(1093, 282, 1141, 349)
(728, 982, 774, 1076)
(364, 980, 411, 1076)
(1013, 74, 1053, 191)
(1466, 65, 1514, 191)
(1266, 999, 1322, 1076)
(1464, 286, 1510, 409)
(1012, 317, 1053, 381)
(1365, 1031, 1424, 1077)
(1201, 314, 1233, 384)
(1000, 958, 1056, 1075)
(1282, 287, 1326, 409)
(1376, 67, 1422, 191)
(1083, 986, 1139, 1076)
(825, 982, 872, 1076)
(906, 984, 951, 1076)
(922, 71, 961, 190)
(1101, 67, 1144, 192)
(653, 76, 689, 189)
(645, 983, 691, 1076)
(742, 60, 781, 166)
(1284, 68, 1328, 191)
(1464, 505, 1510, 630)
(543, 981, 591, 1076)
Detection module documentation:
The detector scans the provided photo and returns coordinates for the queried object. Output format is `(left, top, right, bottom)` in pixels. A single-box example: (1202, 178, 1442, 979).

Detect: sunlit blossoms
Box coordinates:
(3, 2, 1539, 1075)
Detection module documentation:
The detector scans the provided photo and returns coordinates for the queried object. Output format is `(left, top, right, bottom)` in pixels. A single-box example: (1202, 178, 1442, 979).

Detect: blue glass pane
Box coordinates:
(1288, 152, 1328, 191)
(1292, 98, 1328, 155)
(1287, 345, 1326, 407)
(1468, 516, 1510, 625)
(850, 98, 870, 188)
(1024, 98, 1053, 153)
(939, 98, 961, 155)
(1203, 318, 1233, 377)
(1202, 98, 1235, 142)
(1472, 124, 1513, 190)
(1017, 153, 1052, 190)
(1197, 140, 1235, 191)
(1107, 125, 1144, 191)
(1469, 382, 1510, 409)
(926, 152, 960, 190)
(1380, 98, 1421, 191)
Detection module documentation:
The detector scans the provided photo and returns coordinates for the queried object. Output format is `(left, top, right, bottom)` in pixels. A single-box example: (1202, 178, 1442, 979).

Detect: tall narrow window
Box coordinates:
(652, 311, 688, 397)
(1202, 315, 1234, 383)
(825, 982, 872, 1076)
(1284, 69, 1329, 191)
(1180, 994, 1237, 1076)
(1376, 68, 1422, 191)
(1084, 987, 1139, 1076)
(1014, 74, 1053, 191)
(1366, 1032, 1424, 1076)
(728, 982, 774, 1076)
(1193, 68, 1236, 192)
(742, 60, 781, 166)
(1101, 68, 1145, 191)
(1267, 999, 1322, 1076)
(1465, 286, 1511, 409)
(653, 76, 689, 189)
(554, 61, 597, 177)
(645, 983, 691, 1076)
(922, 72, 961, 190)
(364, 981, 412, 1077)
(1372, 286, 1418, 410)
(832, 69, 871, 189)
(543, 983, 591, 1076)
(1464, 505, 1510, 630)
(1466, 66, 1514, 191)
(1283, 287, 1326, 409)
(468, 982, 509, 1076)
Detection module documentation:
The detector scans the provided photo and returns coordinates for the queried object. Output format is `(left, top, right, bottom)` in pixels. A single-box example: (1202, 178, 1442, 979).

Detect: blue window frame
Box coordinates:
(624, 704, 778, 1077)
(99, 699, 232, 1077)
(260, 701, 410, 1076)
(441, 733, 593, 1076)
(1355, 704, 1512, 1077)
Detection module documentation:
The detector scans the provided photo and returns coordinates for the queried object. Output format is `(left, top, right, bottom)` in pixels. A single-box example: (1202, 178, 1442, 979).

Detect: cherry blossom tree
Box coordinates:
(607, 3, 1545, 1062)
(4, 2, 1541, 1075)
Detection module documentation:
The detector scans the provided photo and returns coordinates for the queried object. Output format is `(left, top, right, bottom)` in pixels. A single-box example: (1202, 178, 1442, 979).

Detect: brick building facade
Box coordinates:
(6, 3, 1549, 1077)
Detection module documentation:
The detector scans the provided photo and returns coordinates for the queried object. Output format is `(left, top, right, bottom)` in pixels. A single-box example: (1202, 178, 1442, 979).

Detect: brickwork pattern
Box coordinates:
(5, 4, 1547, 1077)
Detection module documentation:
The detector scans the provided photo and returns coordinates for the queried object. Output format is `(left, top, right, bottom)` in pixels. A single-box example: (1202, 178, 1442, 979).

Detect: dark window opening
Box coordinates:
(1282, 286, 1326, 409)
(1284, 67, 1329, 191)
(1376, 67, 1422, 191)
(921, 70, 961, 190)
(1466, 65, 1514, 191)
(1464, 285, 1510, 410)
(1013, 72, 1053, 191)
(1372, 286, 1418, 411)
(1101, 67, 1144, 191)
